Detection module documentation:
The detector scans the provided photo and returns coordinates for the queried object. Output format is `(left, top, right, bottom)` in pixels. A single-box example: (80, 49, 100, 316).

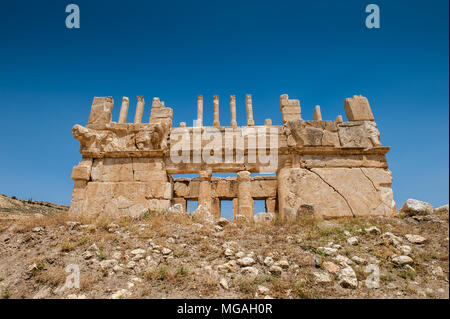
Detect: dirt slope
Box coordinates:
(0, 194, 68, 220)
(0, 204, 448, 299)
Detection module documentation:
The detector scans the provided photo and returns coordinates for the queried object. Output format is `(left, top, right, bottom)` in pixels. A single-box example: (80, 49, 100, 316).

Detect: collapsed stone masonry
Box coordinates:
(69, 93, 396, 220)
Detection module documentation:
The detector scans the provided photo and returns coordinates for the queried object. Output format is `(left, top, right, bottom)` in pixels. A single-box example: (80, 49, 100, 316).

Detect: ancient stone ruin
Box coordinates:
(69, 94, 396, 220)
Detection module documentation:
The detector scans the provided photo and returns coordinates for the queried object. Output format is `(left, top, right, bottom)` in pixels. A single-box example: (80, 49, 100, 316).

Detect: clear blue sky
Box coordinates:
(0, 0, 448, 212)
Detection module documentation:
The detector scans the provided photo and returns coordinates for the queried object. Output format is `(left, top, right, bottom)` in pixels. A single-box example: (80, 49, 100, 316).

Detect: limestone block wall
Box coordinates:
(70, 96, 174, 217)
(69, 93, 396, 220)
(70, 157, 172, 217)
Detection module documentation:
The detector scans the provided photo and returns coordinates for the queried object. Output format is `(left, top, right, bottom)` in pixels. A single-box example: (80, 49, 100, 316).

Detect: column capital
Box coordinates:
(199, 169, 212, 181)
(237, 170, 251, 181)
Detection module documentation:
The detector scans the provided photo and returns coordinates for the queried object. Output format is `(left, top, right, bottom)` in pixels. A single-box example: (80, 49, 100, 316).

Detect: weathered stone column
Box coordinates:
(213, 95, 220, 127)
(118, 97, 129, 124)
(277, 159, 292, 220)
(335, 115, 343, 123)
(196, 95, 203, 127)
(232, 198, 239, 219)
(265, 197, 277, 213)
(264, 119, 272, 126)
(198, 170, 212, 210)
(237, 170, 253, 221)
(313, 105, 322, 121)
(134, 96, 145, 123)
(230, 95, 237, 127)
(211, 198, 221, 218)
(245, 94, 255, 126)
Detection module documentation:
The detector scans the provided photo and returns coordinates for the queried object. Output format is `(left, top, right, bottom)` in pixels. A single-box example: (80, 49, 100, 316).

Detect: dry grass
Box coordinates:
(144, 264, 190, 284)
(0, 205, 447, 299)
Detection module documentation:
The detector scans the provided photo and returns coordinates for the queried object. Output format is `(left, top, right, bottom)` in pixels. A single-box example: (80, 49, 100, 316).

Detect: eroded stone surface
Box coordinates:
(277, 167, 395, 218)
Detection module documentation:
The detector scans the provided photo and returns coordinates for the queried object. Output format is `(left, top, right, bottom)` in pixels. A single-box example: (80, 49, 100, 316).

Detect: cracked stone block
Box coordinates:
(278, 167, 396, 218)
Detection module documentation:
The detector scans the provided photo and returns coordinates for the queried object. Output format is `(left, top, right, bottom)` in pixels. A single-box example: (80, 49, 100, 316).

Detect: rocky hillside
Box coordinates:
(0, 194, 68, 219)
(0, 198, 448, 299)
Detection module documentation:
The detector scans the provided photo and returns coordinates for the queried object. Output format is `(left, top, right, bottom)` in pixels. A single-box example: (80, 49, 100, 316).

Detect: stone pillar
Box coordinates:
(197, 95, 203, 127)
(313, 105, 322, 121)
(265, 197, 277, 213)
(237, 170, 253, 221)
(232, 198, 239, 220)
(179, 122, 186, 127)
(211, 198, 221, 218)
(134, 96, 145, 124)
(264, 119, 272, 126)
(230, 95, 237, 127)
(335, 115, 343, 123)
(118, 97, 129, 124)
(213, 95, 220, 127)
(198, 170, 212, 210)
(245, 94, 255, 126)
(277, 160, 292, 220)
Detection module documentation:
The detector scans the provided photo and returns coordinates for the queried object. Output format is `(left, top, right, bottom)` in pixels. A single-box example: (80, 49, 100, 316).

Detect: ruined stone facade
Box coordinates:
(69, 94, 396, 220)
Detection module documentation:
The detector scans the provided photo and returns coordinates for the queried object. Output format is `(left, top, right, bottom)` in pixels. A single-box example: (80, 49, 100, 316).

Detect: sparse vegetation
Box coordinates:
(0, 199, 448, 299)
(2, 290, 11, 299)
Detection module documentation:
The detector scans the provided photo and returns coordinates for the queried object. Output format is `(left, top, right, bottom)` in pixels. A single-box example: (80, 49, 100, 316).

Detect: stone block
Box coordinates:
(132, 158, 164, 171)
(338, 122, 380, 148)
(148, 199, 171, 212)
(134, 170, 167, 182)
(344, 95, 374, 121)
(71, 166, 90, 181)
(145, 182, 172, 199)
(174, 182, 189, 197)
(91, 158, 133, 182)
(71, 180, 87, 201)
(250, 180, 277, 198)
(88, 97, 113, 126)
(277, 167, 396, 218)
